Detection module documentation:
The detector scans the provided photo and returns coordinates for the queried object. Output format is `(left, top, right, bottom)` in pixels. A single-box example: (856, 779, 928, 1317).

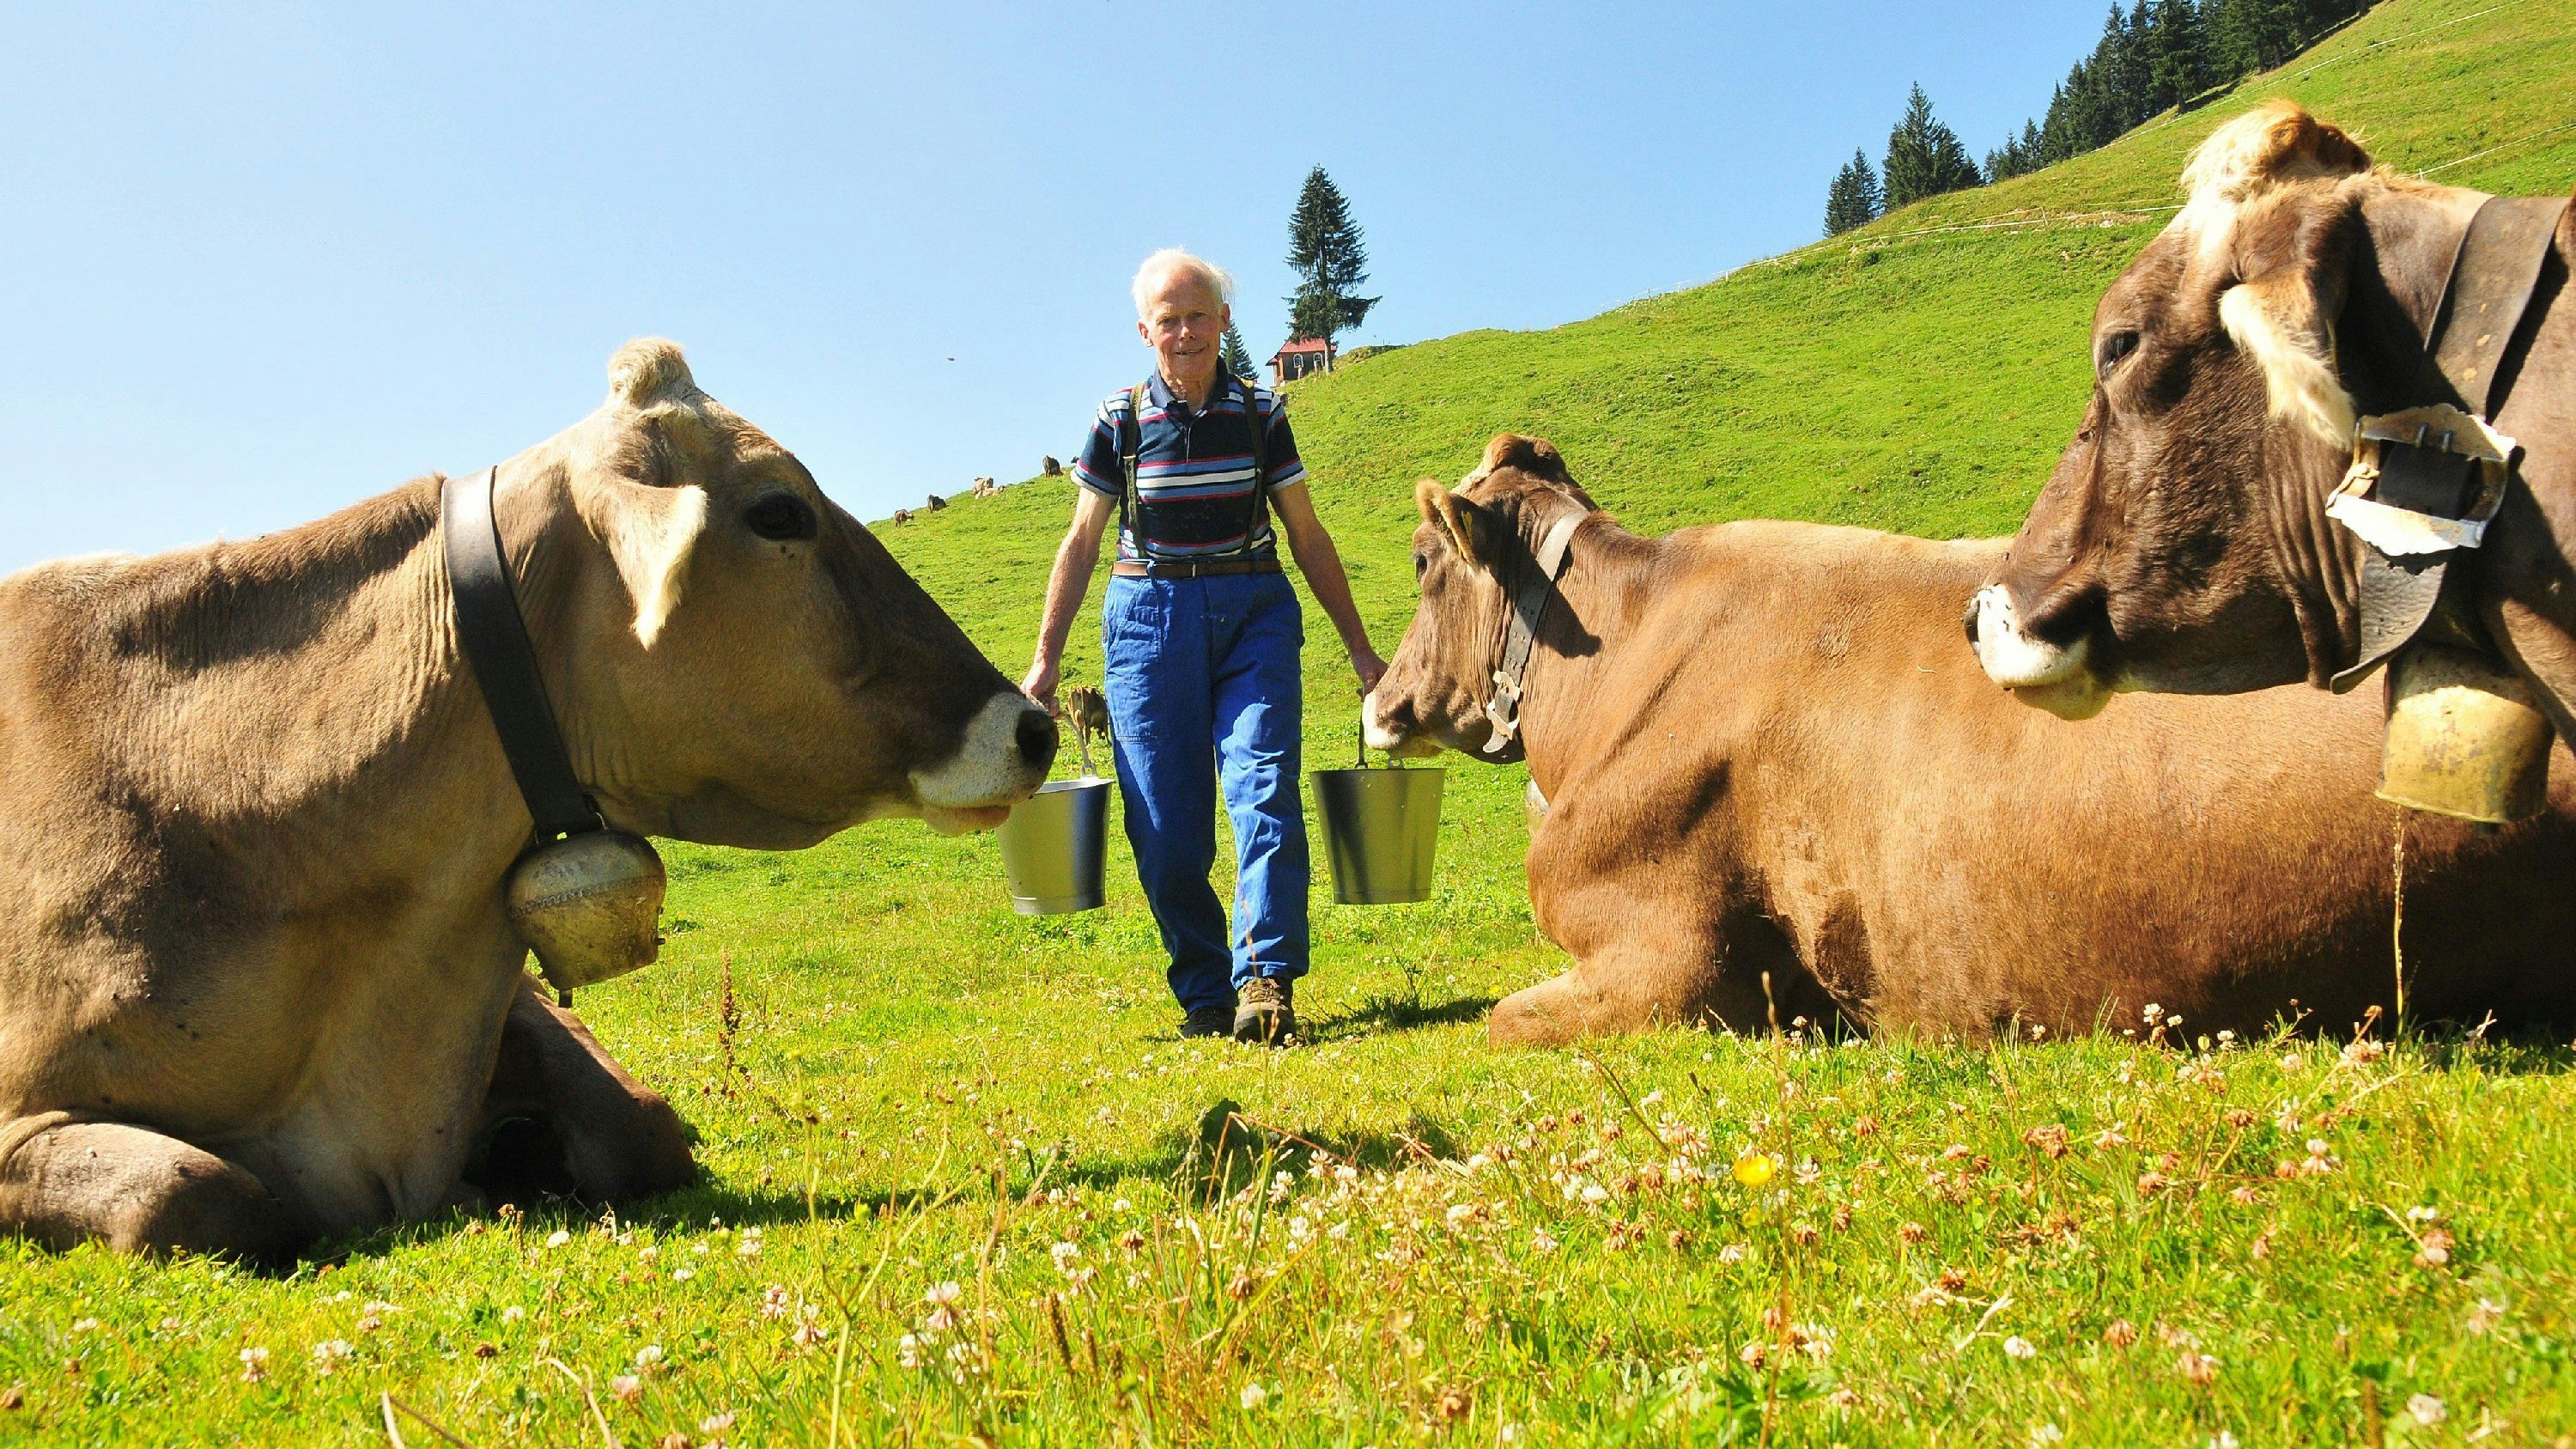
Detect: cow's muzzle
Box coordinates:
(913, 691, 1057, 834)
(1966, 585, 2113, 721)
(1360, 690, 1443, 760)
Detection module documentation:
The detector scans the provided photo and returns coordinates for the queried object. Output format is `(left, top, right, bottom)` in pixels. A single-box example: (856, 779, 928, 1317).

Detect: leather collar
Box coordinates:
(442, 466, 603, 842)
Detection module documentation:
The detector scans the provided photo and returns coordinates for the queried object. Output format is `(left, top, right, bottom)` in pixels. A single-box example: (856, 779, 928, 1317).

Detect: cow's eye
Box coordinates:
(1413, 551, 1429, 580)
(2096, 330, 2141, 379)
(744, 493, 817, 541)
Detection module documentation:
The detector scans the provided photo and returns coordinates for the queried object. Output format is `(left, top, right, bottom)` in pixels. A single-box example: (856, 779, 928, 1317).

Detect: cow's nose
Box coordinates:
(1015, 707, 1060, 771)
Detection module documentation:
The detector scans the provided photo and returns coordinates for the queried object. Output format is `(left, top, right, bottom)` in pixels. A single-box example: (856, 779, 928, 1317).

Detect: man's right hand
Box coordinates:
(1021, 656, 1061, 715)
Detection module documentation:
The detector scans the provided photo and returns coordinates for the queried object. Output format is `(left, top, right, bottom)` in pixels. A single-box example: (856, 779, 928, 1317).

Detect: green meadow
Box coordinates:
(5, 0, 2575, 1442)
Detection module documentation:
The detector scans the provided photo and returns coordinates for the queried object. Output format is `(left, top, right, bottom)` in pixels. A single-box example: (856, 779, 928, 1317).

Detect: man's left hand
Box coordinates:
(1352, 647, 1388, 697)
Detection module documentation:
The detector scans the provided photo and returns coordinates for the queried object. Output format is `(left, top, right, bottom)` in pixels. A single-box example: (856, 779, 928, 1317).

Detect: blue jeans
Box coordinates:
(1102, 572, 1309, 1014)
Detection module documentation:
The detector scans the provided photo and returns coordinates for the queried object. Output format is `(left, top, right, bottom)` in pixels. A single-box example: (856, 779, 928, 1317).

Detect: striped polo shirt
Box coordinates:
(1072, 371, 1308, 563)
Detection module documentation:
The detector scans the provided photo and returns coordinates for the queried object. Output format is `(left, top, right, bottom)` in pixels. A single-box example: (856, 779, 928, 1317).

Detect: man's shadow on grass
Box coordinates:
(1300, 991, 1498, 1043)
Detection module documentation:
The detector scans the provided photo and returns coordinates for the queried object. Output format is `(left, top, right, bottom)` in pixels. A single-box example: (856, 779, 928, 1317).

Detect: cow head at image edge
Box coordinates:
(1966, 100, 2447, 716)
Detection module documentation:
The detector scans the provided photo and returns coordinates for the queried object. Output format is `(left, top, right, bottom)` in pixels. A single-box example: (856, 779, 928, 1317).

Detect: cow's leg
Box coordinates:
(0, 1112, 303, 1262)
(1488, 942, 1754, 1046)
(467, 980, 695, 1207)
(1488, 900, 1820, 1047)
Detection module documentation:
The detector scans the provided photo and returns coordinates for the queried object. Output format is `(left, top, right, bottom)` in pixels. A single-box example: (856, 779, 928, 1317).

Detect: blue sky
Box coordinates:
(1, 2, 2105, 575)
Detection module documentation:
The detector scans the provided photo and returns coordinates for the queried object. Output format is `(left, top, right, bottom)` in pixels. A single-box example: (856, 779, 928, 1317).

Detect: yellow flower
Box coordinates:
(1733, 1154, 1777, 1189)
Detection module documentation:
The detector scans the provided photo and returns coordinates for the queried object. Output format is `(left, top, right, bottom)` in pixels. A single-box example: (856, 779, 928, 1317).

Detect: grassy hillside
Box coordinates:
(4, 1, 2573, 1444)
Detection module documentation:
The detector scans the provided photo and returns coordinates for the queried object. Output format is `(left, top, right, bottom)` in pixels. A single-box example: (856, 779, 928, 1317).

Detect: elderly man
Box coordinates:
(1022, 250, 1384, 1045)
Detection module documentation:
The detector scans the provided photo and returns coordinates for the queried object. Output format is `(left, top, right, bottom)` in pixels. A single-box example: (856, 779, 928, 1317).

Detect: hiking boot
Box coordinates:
(1233, 977, 1297, 1046)
(1179, 1005, 1236, 1039)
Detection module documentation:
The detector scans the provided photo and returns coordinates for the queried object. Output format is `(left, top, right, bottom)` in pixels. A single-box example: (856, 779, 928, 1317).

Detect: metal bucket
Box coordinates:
(1310, 767, 1444, 904)
(995, 778, 1111, 914)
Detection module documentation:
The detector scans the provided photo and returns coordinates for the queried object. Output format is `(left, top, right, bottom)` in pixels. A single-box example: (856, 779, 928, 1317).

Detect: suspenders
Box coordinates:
(1117, 373, 1273, 563)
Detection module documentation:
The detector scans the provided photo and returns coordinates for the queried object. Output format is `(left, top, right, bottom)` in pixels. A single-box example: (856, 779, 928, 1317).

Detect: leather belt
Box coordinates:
(1111, 557, 1282, 579)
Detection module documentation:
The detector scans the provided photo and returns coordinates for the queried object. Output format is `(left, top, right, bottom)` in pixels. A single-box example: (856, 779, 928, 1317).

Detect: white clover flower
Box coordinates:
(1530, 1229, 1559, 1254)
(896, 1332, 926, 1369)
(545, 1229, 572, 1248)
(672, 1268, 695, 1282)
(761, 1285, 791, 1320)
(2003, 1336, 2038, 1360)
(2406, 1394, 2445, 1426)
(500, 1306, 526, 1324)
(925, 1281, 963, 1307)
(238, 1346, 270, 1382)
(635, 1343, 664, 1369)
(1239, 1381, 1268, 1410)
(609, 1374, 641, 1403)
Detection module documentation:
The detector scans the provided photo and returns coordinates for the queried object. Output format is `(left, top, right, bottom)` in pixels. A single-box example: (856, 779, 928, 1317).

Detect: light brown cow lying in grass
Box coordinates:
(0, 340, 1056, 1259)
(1365, 435, 2576, 1045)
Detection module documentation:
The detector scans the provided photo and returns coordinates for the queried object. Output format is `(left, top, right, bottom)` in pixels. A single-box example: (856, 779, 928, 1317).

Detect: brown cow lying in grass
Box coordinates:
(1365, 435, 2576, 1044)
(0, 339, 1056, 1260)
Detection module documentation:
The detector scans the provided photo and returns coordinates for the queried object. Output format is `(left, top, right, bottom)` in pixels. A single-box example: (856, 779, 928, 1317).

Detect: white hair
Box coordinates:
(1131, 248, 1234, 320)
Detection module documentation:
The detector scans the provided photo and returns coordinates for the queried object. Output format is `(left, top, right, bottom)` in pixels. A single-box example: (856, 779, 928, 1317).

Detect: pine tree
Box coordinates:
(2210, 0, 2303, 76)
(1985, 120, 2044, 183)
(2142, 0, 2214, 112)
(2108, 3, 2154, 131)
(1881, 85, 1981, 210)
(1220, 324, 1256, 382)
(1824, 150, 1884, 236)
(1285, 167, 1379, 358)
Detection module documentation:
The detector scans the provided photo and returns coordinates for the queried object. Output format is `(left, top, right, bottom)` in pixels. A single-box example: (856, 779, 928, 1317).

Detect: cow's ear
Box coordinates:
(2219, 192, 2360, 447)
(1418, 479, 1500, 573)
(595, 481, 710, 648)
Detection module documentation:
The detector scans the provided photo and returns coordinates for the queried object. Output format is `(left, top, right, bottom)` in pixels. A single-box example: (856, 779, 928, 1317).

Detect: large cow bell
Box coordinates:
(506, 829, 666, 992)
(2378, 643, 2555, 825)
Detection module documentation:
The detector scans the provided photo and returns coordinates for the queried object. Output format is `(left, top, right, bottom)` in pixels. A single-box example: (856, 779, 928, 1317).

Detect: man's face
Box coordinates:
(1137, 272, 1227, 387)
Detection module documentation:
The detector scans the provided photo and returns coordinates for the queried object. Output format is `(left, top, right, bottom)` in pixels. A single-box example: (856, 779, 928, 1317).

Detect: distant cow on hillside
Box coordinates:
(892, 508, 914, 525)
(927, 494, 947, 512)
(1366, 435, 2576, 1044)
(1040, 456, 1062, 478)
